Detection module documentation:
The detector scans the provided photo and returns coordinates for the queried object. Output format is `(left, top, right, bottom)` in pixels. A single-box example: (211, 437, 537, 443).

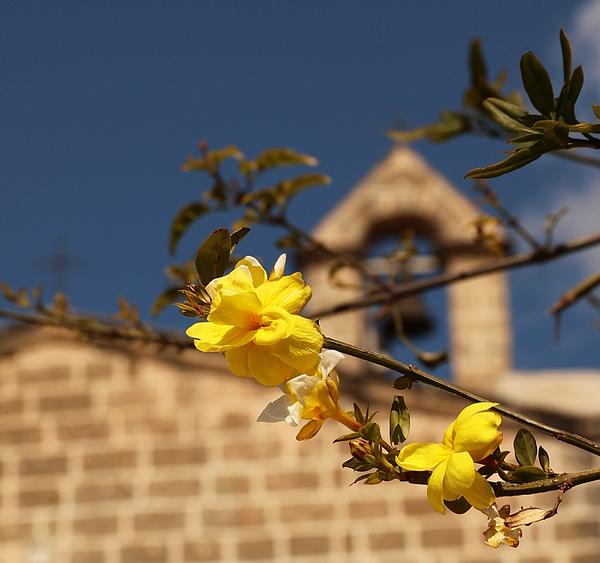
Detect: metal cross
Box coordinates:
(36, 241, 85, 294)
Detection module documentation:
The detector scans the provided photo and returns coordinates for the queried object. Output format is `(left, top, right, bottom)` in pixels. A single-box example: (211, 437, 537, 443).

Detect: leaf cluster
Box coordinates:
(390, 30, 600, 179)
(498, 429, 555, 484)
(154, 143, 331, 316)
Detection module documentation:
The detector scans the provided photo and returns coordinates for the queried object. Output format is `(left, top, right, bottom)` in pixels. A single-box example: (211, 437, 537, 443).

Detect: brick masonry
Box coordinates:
(0, 333, 598, 563)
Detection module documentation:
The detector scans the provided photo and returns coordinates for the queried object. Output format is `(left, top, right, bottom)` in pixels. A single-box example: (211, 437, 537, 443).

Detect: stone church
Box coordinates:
(0, 146, 598, 563)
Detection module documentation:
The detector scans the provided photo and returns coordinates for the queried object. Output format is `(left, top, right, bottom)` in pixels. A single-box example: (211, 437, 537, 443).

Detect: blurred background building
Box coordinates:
(0, 148, 598, 563)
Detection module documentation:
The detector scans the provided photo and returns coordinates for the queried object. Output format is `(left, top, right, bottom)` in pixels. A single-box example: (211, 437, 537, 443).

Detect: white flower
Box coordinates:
(257, 350, 344, 426)
(481, 504, 522, 548)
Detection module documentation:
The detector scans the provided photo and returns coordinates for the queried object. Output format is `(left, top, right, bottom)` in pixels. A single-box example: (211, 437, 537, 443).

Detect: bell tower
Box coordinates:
(302, 145, 512, 391)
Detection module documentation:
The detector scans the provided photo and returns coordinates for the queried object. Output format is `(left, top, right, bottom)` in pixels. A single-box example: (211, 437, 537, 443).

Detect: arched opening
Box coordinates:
(363, 216, 451, 377)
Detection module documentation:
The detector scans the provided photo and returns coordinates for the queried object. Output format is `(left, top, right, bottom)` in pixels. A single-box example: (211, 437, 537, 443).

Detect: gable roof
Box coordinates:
(312, 145, 490, 253)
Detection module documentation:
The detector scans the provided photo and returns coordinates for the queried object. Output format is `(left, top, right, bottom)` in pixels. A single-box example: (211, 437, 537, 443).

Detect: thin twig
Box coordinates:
(323, 337, 600, 457)
(4, 305, 600, 457)
(312, 230, 600, 319)
(474, 181, 542, 251)
(552, 149, 600, 169)
(0, 308, 192, 349)
(493, 466, 600, 497)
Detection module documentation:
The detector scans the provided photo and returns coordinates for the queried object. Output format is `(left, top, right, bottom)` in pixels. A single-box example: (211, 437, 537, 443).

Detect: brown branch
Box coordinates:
(5, 305, 600, 457)
(552, 149, 600, 169)
(474, 181, 542, 251)
(312, 230, 600, 319)
(399, 466, 600, 497)
(548, 270, 600, 316)
(0, 308, 192, 350)
(323, 337, 600, 457)
(492, 466, 600, 497)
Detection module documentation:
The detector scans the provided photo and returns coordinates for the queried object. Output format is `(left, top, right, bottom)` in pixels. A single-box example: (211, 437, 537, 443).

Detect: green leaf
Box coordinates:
(543, 124, 570, 149)
(484, 97, 529, 119)
(333, 432, 360, 444)
(393, 376, 413, 390)
(508, 465, 547, 483)
(514, 428, 537, 466)
(469, 38, 487, 84)
(364, 472, 383, 485)
(389, 395, 410, 445)
(254, 147, 318, 171)
(483, 98, 531, 132)
(342, 457, 371, 472)
(593, 104, 600, 120)
(389, 111, 471, 143)
(538, 446, 550, 472)
(182, 145, 243, 174)
(508, 132, 544, 146)
(230, 227, 250, 253)
(520, 52, 555, 117)
(559, 29, 573, 85)
(206, 177, 227, 203)
(278, 173, 331, 199)
(151, 287, 183, 317)
(351, 474, 373, 485)
(168, 202, 210, 255)
(568, 122, 600, 134)
(444, 497, 472, 514)
(359, 421, 380, 442)
(465, 144, 546, 179)
(563, 66, 584, 123)
(353, 403, 365, 424)
(241, 174, 330, 211)
(0, 283, 30, 307)
(194, 228, 232, 286)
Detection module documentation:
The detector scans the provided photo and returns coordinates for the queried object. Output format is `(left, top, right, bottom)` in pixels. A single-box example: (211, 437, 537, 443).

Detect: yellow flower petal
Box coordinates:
(296, 419, 324, 441)
(453, 412, 502, 460)
(225, 346, 250, 377)
(271, 316, 323, 374)
(442, 402, 501, 459)
(427, 459, 448, 514)
(247, 344, 294, 386)
(452, 402, 499, 431)
(207, 264, 255, 296)
(254, 307, 293, 346)
(207, 292, 262, 327)
(187, 323, 256, 351)
(269, 254, 287, 280)
(396, 443, 452, 471)
(235, 256, 267, 287)
(256, 272, 312, 313)
(443, 451, 475, 500)
(462, 470, 495, 510)
(300, 380, 338, 419)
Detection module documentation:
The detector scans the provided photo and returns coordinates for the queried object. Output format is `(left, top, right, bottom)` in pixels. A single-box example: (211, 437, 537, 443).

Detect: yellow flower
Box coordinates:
(396, 402, 502, 514)
(257, 350, 345, 440)
(186, 254, 323, 386)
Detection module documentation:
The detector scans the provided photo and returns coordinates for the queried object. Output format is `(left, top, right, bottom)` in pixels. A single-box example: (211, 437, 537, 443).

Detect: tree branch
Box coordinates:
(399, 466, 600, 497)
(0, 308, 192, 350)
(312, 230, 600, 319)
(493, 466, 600, 497)
(323, 337, 600, 457)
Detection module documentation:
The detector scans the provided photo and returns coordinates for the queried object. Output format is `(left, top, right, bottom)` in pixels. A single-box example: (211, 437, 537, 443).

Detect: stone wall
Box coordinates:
(0, 331, 598, 563)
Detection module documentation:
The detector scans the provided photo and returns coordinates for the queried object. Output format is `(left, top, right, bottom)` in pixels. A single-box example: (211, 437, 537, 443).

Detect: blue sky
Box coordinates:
(1, 1, 599, 372)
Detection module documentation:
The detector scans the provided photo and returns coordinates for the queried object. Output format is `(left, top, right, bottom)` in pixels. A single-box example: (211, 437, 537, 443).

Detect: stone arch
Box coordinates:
(302, 145, 512, 390)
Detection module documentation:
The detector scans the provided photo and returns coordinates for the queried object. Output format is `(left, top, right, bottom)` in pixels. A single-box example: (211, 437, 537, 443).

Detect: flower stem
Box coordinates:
(333, 408, 361, 431)
(323, 337, 600, 457)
